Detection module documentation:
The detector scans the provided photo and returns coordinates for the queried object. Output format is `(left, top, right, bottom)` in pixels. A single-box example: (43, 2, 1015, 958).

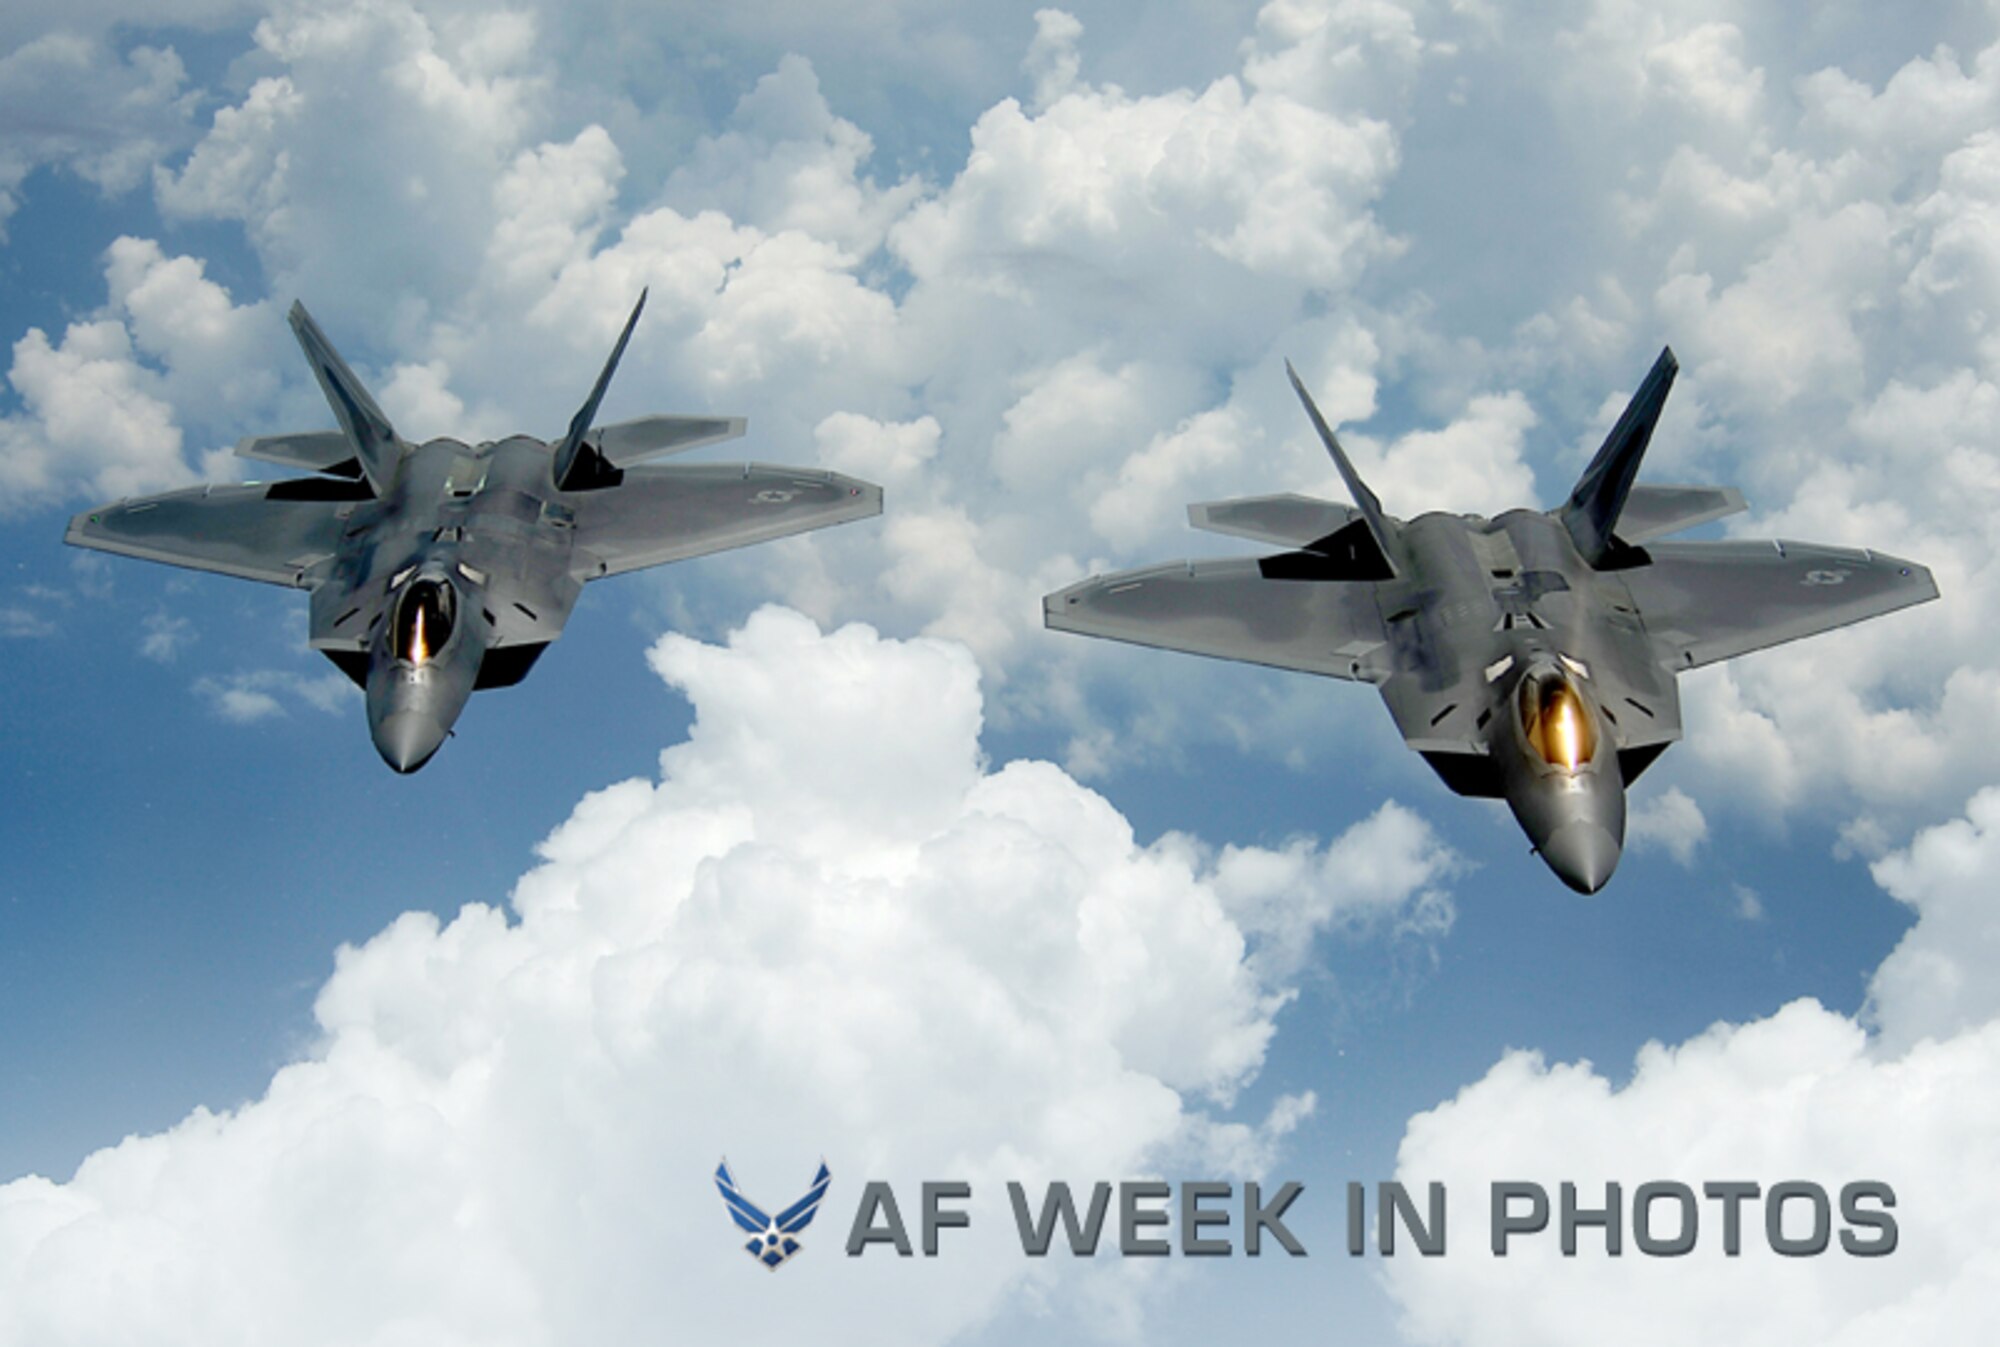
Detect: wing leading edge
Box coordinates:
(1046, 558, 1391, 682)
(1621, 540, 1937, 669)
(66, 485, 349, 588)
(570, 463, 882, 580)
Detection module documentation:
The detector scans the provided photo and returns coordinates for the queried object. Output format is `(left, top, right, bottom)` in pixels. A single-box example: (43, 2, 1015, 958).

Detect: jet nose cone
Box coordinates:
(1541, 821, 1622, 894)
(373, 710, 446, 774)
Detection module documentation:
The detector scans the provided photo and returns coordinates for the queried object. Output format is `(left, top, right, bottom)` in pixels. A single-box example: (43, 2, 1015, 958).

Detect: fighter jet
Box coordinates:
(1045, 350, 1937, 892)
(67, 292, 882, 772)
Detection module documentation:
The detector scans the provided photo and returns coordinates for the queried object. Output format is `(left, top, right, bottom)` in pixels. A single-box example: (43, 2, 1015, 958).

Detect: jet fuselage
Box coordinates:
(67, 292, 884, 772)
(1376, 508, 1676, 891)
(1044, 347, 1937, 891)
(312, 435, 586, 770)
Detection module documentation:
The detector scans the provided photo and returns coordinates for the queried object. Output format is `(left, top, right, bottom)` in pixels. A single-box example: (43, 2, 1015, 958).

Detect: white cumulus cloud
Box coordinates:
(0, 237, 273, 510)
(1383, 782, 2000, 1345)
(1626, 786, 1707, 867)
(0, 608, 1458, 1345)
(0, 35, 198, 236)
(193, 668, 357, 722)
(2, 318, 191, 508)
(13, 0, 1996, 830)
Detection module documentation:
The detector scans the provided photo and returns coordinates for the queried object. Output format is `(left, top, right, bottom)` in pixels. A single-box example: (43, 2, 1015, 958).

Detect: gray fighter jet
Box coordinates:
(1045, 350, 1937, 892)
(67, 293, 881, 772)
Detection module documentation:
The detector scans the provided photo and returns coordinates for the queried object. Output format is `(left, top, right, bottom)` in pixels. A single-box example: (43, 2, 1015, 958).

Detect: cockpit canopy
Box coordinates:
(391, 576, 457, 665)
(1518, 666, 1598, 771)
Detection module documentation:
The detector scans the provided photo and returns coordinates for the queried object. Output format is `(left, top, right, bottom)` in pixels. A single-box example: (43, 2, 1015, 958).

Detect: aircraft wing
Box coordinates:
(1622, 540, 1938, 669)
(66, 485, 349, 588)
(1044, 559, 1390, 681)
(570, 463, 882, 580)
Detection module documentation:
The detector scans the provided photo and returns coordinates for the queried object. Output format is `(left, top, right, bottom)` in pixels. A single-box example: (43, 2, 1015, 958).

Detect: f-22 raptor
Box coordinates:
(68, 293, 882, 772)
(1046, 350, 1938, 892)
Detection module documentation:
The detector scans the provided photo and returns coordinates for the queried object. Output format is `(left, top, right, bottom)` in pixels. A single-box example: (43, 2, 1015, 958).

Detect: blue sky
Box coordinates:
(2, 2, 1997, 1342)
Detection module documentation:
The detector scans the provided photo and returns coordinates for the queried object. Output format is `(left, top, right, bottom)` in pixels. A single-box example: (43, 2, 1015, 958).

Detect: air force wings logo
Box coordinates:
(715, 1158, 832, 1269)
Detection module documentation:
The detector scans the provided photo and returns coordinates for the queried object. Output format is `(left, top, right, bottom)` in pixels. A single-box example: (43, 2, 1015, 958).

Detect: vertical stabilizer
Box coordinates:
(551, 290, 647, 492)
(287, 302, 402, 495)
(1561, 347, 1678, 565)
(1284, 360, 1399, 577)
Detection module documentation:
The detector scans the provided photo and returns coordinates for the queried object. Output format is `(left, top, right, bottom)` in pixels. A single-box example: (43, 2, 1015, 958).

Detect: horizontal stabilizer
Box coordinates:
(236, 430, 363, 479)
(288, 302, 400, 495)
(1188, 493, 1360, 548)
(585, 414, 747, 466)
(1614, 484, 1747, 543)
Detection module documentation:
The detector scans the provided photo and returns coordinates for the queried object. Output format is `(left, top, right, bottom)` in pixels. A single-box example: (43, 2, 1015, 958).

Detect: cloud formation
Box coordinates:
(4, 4, 2000, 1342)
(1, 237, 273, 511)
(0, 607, 1456, 1344)
(14, 0, 1981, 831)
(0, 35, 197, 237)
(192, 667, 356, 722)
(1382, 782, 2000, 1344)
(1626, 786, 1707, 867)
